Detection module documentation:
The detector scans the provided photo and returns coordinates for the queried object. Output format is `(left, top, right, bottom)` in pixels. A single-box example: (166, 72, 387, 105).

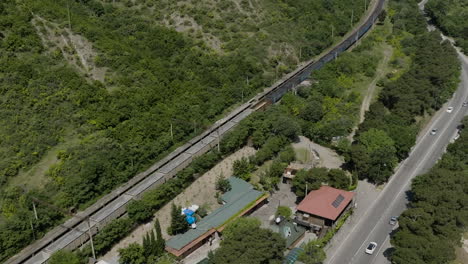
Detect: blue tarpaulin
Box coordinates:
(186, 215, 196, 224)
(183, 209, 195, 216)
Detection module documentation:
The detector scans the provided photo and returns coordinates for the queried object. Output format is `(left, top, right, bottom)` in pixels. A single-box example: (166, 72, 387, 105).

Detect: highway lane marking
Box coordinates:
(327, 30, 468, 264)
(368, 54, 468, 264)
(349, 55, 468, 264)
(326, 103, 453, 264)
(371, 235, 391, 264)
(350, 88, 467, 263)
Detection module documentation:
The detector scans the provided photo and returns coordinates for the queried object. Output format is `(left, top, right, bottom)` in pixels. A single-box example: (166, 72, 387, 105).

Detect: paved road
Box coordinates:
(325, 38, 468, 264)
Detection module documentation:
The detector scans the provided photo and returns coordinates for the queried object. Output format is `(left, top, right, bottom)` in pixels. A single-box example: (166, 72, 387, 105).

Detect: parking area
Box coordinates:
(250, 182, 298, 229)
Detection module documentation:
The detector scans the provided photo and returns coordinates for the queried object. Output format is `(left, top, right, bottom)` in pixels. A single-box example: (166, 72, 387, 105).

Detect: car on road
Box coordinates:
(446, 106, 454, 113)
(389, 216, 398, 225)
(365, 242, 378, 255)
(463, 101, 468, 107)
(430, 129, 438, 135)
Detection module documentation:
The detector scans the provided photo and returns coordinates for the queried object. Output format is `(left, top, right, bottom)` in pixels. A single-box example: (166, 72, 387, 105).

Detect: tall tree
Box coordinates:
(169, 204, 188, 235)
(154, 219, 165, 256)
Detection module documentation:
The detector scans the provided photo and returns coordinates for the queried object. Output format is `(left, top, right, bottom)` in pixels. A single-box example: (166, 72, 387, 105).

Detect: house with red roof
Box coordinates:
(294, 186, 355, 232)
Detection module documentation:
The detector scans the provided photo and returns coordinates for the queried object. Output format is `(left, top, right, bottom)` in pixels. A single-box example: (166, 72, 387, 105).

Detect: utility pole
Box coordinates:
(29, 196, 97, 260)
(305, 183, 308, 197)
(217, 128, 220, 152)
(331, 25, 334, 40)
(87, 217, 96, 260)
(32, 201, 38, 220)
(170, 122, 173, 140)
(364, 0, 367, 11)
(351, 9, 354, 28)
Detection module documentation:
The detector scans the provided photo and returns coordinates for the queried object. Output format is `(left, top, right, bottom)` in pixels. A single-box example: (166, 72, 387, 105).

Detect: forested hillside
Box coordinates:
(426, 0, 468, 53)
(0, 0, 367, 261)
(391, 117, 468, 264)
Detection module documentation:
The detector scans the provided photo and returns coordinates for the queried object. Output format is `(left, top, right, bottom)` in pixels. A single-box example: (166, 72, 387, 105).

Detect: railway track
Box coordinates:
(7, 1, 385, 263)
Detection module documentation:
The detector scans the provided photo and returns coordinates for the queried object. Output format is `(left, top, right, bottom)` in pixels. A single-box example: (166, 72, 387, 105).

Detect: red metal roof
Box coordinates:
(296, 186, 354, 221)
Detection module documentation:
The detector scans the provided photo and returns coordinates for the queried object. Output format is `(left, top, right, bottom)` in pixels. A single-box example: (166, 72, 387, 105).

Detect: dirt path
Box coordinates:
(348, 44, 393, 141)
(292, 136, 344, 169)
(100, 146, 256, 263)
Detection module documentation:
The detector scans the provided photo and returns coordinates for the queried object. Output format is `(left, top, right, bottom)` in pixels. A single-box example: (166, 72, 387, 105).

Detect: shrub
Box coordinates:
(216, 176, 231, 193)
(276, 206, 292, 218)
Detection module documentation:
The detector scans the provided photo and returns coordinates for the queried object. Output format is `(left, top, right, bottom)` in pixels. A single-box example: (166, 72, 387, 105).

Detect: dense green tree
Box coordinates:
(299, 241, 326, 264)
(209, 217, 285, 264)
(128, 200, 154, 224)
(292, 167, 351, 197)
(276, 206, 292, 218)
(232, 157, 254, 181)
(426, 0, 468, 52)
(390, 117, 468, 264)
(351, 128, 397, 183)
(154, 219, 165, 257)
(48, 250, 81, 264)
(118, 243, 146, 264)
(300, 100, 324, 123)
(292, 168, 328, 198)
(260, 160, 287, 191)
(215, 176, 231, 193)
(272, 115, 301, 140)
(92, 218, 133, 255)
(327, 169, 350, 190)
(349, 0, 460, 185)
(169, 204, 188, 235)
(253, 136, 288, 165)
(378, 9, 387, 24)
(278, 145, 296, 164)
(142, 230, 156, 259)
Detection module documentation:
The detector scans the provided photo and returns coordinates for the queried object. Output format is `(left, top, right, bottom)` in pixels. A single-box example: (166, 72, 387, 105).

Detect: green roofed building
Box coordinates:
(165, 177, 268, 258)
(283, 247, 304, 264)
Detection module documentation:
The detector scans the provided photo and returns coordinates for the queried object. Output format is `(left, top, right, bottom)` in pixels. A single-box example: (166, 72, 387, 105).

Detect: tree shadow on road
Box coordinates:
(383, 247, 395, 262)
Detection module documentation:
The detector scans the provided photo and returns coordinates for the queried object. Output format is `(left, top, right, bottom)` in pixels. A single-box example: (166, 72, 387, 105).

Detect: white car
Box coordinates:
(446, 107, 454, 113)
(365, 242, 378, 254)
(430, 129, 438, 135)
(389, 216, 398, 225)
